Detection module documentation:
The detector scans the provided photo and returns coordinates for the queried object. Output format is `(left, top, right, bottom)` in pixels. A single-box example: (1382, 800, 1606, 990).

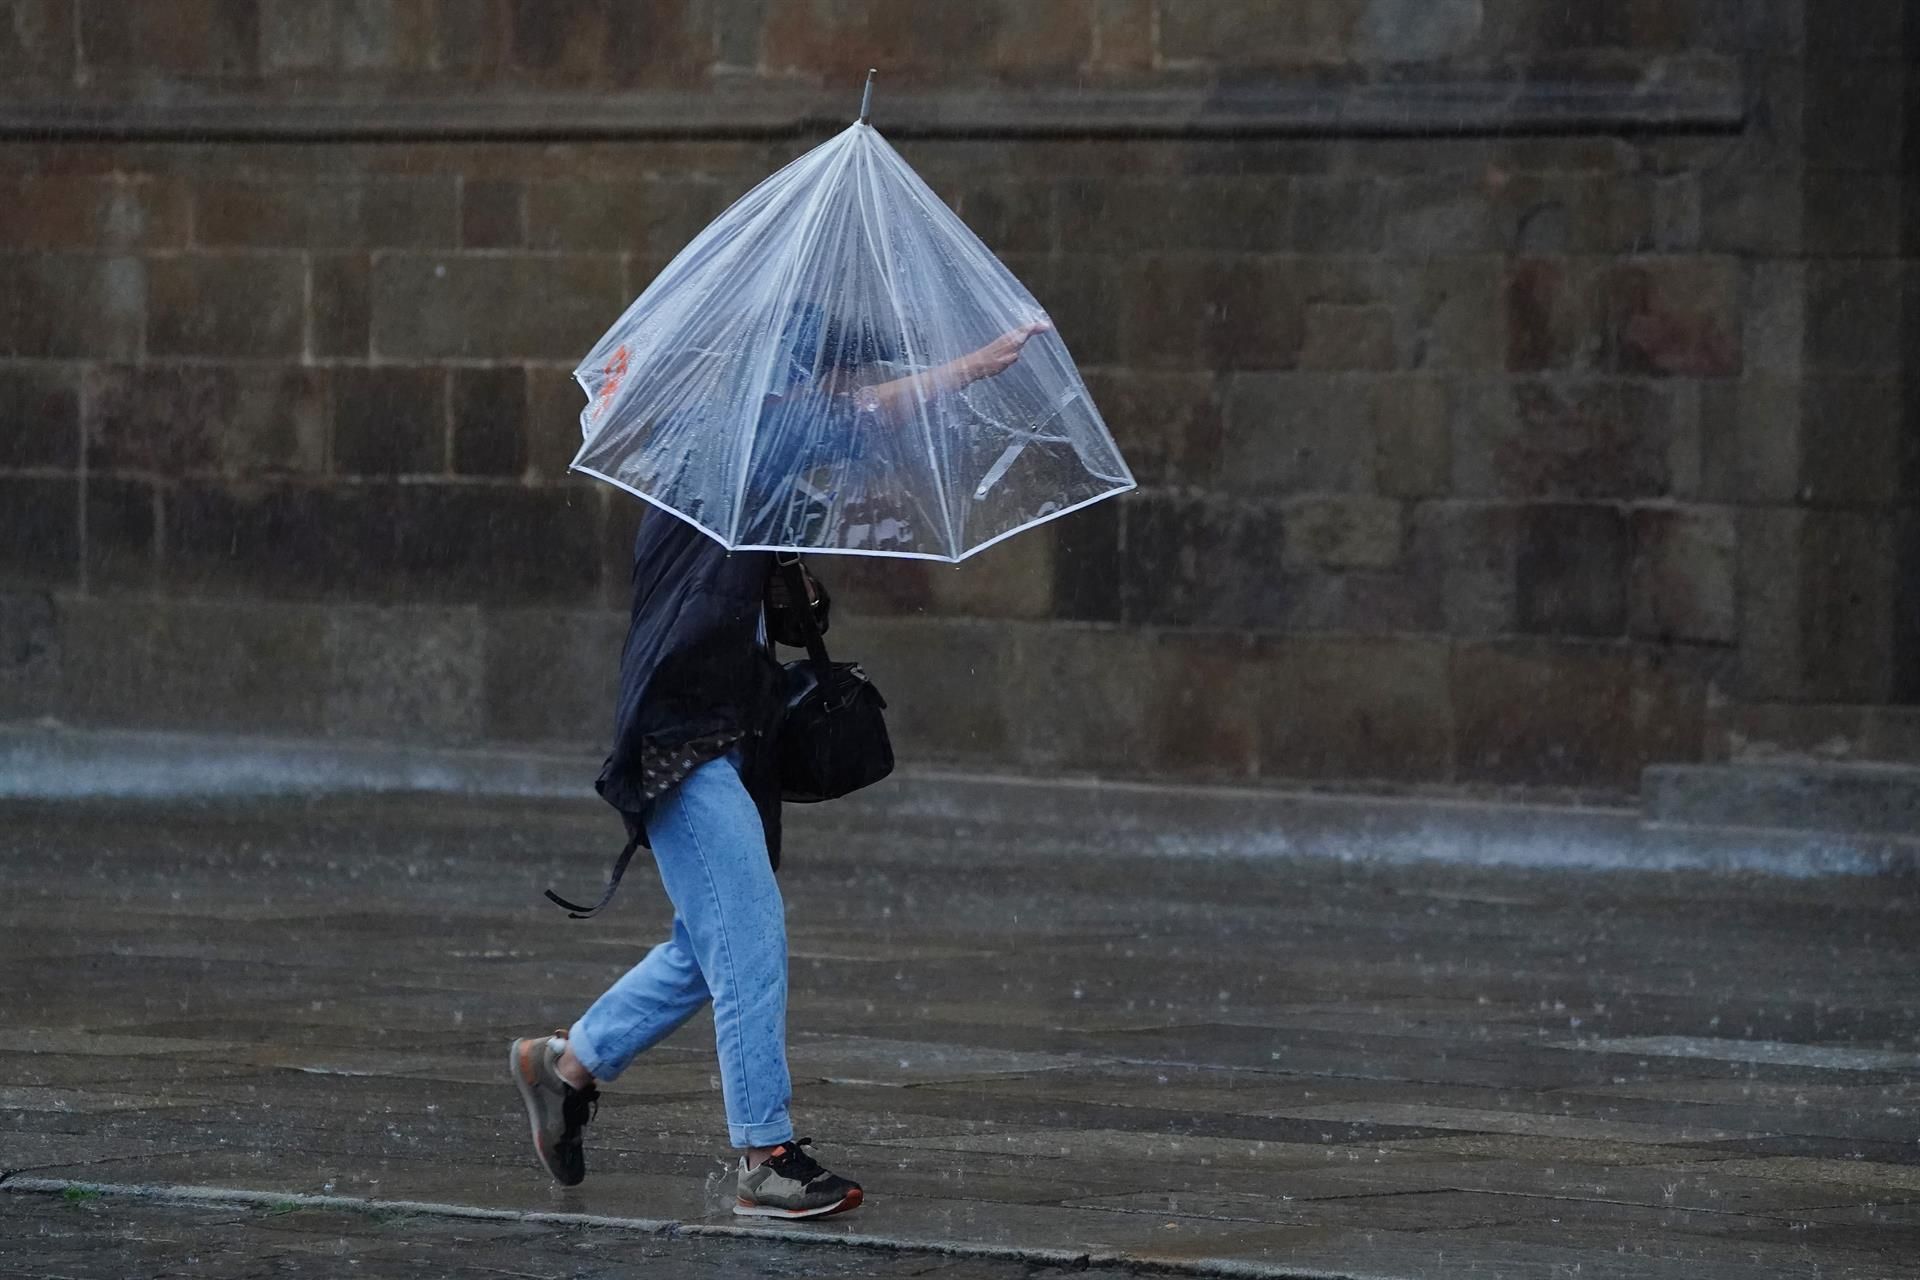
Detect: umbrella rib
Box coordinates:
(853, 132, 961, 560)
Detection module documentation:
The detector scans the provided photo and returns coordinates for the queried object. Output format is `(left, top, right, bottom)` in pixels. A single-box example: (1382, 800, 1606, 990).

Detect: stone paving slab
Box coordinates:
(1, 793, 1917, 1278)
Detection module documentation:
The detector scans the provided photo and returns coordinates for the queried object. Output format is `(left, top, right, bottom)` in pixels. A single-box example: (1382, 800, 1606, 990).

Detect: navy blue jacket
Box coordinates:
(595, 511, 824, 869)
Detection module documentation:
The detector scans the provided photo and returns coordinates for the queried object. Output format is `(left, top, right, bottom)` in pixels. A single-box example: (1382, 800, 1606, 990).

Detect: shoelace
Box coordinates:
(766, 1137, 826, 1184)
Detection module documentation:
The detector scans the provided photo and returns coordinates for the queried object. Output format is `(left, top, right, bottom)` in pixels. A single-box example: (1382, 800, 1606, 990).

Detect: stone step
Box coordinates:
(1643, 762, 1920, 838)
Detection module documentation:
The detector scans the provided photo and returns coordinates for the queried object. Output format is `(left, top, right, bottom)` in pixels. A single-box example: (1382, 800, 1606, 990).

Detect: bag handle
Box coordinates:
(776, 554, 833, 677)
(544, 829, 643, 919)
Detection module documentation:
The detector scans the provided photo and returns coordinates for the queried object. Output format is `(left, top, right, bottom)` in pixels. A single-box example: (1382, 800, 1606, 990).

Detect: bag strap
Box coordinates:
(544, 829, 643, 919)
(776, 554, 833, 676)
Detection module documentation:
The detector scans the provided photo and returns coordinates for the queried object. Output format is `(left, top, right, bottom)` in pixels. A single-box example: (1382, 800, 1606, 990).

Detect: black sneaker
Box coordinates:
(508, 1030, 597, 1186)
(734, 1138, 864, 1218)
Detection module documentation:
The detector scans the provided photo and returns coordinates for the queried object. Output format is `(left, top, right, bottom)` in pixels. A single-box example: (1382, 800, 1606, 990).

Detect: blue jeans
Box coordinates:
(568, 752, 794, 1149)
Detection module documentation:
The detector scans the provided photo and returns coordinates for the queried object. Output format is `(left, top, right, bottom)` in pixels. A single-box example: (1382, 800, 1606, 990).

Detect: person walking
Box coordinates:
(508, 314, 1048, 1219)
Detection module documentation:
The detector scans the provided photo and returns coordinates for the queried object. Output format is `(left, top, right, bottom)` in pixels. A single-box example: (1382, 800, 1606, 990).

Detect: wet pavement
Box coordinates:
(2, 793, 1917, 1278)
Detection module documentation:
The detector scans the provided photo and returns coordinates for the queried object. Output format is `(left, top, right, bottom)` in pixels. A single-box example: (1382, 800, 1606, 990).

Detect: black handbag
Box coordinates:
(776, 557, 894, 803)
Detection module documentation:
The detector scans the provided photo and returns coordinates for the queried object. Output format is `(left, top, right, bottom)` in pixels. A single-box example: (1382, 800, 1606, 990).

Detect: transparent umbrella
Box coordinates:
(570, 80, 1134, 563)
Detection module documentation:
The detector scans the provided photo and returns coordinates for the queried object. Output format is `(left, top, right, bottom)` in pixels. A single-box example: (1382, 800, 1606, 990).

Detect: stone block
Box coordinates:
(482, 606, 625, 744)
(1003, 623, 1154, 774)
(1605, 257, 1741, 377)
(0, 1, 73, 78)
(0, 590, 57, 720)
(86, 365, 327, 477)
(76, 0, 257, 75)
(1503, 257, 1607, 373)
(527, 367, 588, 481)
(0, 475, 77, 589)
(953, 180, 1056, 256)
(451, 367, 528, 477)
(1391, 257, 1504, 371)
(505, 0, 612, 80)
(1452, 639, 1706, 789)
(1649, 174, 1703, 250)
(1709, 701, 1870, 763)
(57, 597, 328, 734)
(1516, 503, 1627, 637)
(1797, 509, 1898, 703)
(1373, 376, 1450, 498)
(0, 365, 80, 469)
(0, 254, 144, 360)
(1741, 262, 1803, 381)
(258, 0, 335, 70)
(1024, 254, 1123, 368)
(194, 178, 458, 249)
(1077, 368, 1221, 488)
(1281, 496, 1404, 571)
(311, 253, 372, 360)
(1354, 0, 1482, 61)
(434, 0, 508, 74)
(761, 0, 918, 83)
(1158, 0, 1328, 66)
(810, 553, 932, 619)
(1219, 373, 1376, 496)
(1803, 172, 1904, 258)
(163, 481, 600, 606)
(1049, 489, 1123, 622)
(1281, 565, 1443, 634)
(1385, 176, 1503, 257)
(1258, 635, 1453, 783)
(1699, 161, 1802, 255)
(1805, 260, 1904, 376)
(326, 605, 484, 742)
(1453, 379, 1676, 500)
(1803, 57, 1907, 172)
(826, 615, 1010, 762)
(1123, 493, 1289, 629)
(604, 0, 712, 87)
(1798, 377, 1903, 505)
(1733, 505, 1802, 701)
(1056, 178, 1290, 254)
(339, 0, 437, 71)
(1701, 377, 1798, 504)
(1090, 0, 1155, 73)
(84, 475, 159, 590)
(1299, 304, 1395, 371)
(991, 0, 1095, 78)
(1628, 505, 1737, 645)
(1409, 501, 1521, 635)
(1290, 177, 1386, 253)
(525, 179, 728, 256)
(148, 255, 305, 359)
(1148, 630, 1260, 781)
(461, 180, 525, 249)
(1121, 256, 1306, 372)
(332, 367, 447, 476)
(0, 176, 191, 251)
(371, 254, 626, 361)
(931, 529, 1054, 620)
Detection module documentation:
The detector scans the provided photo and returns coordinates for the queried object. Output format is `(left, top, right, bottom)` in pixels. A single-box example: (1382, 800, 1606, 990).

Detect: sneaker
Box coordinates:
(508, 1030, 598, 1187)
(734, 1138, 863, 1218)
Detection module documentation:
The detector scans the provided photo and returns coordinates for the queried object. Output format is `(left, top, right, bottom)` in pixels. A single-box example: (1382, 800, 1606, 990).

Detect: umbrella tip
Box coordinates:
(859, 69, 876, 125)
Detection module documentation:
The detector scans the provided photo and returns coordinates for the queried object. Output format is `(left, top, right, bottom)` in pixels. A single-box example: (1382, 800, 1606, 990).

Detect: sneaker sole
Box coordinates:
(507, 1039, 578, 1187)
(732, 1187, 864, 1219)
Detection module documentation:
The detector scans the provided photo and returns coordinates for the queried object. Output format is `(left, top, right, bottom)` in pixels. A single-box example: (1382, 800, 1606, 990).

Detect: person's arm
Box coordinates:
(859, 321, 1052, 422)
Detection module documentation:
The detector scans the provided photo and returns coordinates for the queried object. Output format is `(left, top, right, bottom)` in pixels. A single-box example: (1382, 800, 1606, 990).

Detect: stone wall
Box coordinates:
(0, 0, 1912, 794)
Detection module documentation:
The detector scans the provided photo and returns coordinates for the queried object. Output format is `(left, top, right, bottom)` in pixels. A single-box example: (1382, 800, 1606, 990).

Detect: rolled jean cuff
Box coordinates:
(566, 1018, 617, 1083)
(730, 1118, 795, 1149)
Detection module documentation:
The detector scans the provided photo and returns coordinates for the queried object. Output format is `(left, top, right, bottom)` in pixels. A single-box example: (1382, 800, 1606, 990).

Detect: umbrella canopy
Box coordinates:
(571, 118, 1134, 563)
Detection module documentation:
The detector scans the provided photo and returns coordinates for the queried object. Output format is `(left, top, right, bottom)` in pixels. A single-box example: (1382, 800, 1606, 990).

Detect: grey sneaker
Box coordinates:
(734, 1138, 863, 1218)
(508, 1030, 597, 1186)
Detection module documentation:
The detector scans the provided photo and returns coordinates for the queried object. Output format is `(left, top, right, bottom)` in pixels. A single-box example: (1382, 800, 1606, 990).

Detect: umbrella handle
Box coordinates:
(859, 69, 876, 125)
